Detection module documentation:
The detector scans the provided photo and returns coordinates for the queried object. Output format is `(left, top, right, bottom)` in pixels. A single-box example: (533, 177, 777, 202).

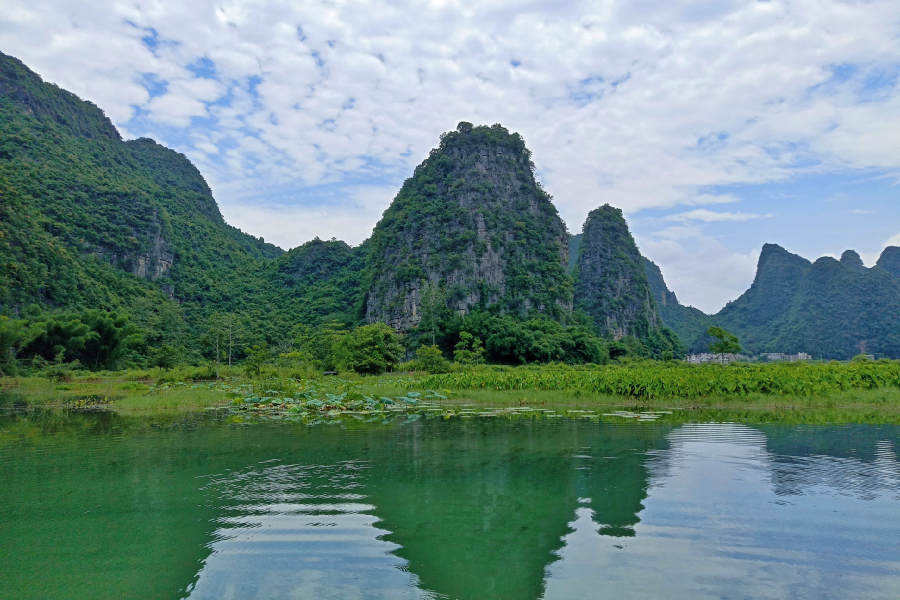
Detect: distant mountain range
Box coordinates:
(643, 243, 900, 358)
(2, 50, 898, 360)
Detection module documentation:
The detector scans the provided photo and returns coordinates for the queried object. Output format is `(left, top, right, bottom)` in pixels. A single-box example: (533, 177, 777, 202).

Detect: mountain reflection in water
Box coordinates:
(1, 414, 899, 600)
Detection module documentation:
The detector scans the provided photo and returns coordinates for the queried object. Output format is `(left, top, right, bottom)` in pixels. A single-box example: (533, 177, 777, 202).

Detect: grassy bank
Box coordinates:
(3, 361, 900, 423)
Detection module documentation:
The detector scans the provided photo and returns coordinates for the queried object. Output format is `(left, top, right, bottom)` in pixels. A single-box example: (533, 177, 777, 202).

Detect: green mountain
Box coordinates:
(364, 122, 571, 331)
(766, 249, 900, 358)
(713, 243, 814, 352)
(273, 238, 367, 327)
(876, 246, 900, 279)
(567, 233, 582, 273)
(713, 246, 900, 358)
(4, 50, 898, 363)
(573, 205, 681, 357)
(648, 242, 900, 359)
(0, 51, 286, 333)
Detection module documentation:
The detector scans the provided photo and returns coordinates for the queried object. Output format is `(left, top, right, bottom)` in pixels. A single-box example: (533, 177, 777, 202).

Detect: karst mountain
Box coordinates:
(2, 50, 899, 359)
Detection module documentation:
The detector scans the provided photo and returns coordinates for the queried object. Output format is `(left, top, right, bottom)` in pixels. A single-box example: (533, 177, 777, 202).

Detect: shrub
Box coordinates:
(333, 323, 404, 375)
(415, 344, 450, 373)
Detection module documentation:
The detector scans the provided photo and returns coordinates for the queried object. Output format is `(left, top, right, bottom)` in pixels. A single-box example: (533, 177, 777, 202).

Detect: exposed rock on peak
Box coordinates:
(364, 123, 571, 331)
(574, 205, 680, 355)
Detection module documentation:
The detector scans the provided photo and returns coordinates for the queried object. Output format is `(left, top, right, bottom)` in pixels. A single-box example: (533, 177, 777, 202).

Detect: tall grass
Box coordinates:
(422, 361, 900, 399)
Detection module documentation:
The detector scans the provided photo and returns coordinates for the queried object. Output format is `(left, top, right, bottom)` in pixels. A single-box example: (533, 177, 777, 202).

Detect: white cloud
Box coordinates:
(860, 230, 900, 267)
(665, 209, 771, 222)
(639, 236, 760, 313)
(2, 0, 900, 303)
(217, 184, 396, 249)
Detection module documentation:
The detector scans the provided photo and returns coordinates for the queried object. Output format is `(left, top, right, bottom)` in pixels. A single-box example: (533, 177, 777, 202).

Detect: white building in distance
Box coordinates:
(761, 352, 812, 362)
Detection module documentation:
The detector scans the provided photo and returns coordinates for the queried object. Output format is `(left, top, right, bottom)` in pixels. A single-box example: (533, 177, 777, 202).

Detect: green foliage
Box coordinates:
(0, 315, 35, 375)
(12, 308, 143, 371)
(711, 244, 900, 359)
(364, 122, 571, 326)
(333, 323, 404, 375)
(149, 345, 180, 371)
(293, 321, 349, 371)
(442, 313, 608, 365)
(243, 345, 272, 376)
(419, 281, 449, 346)
(415, 344, 450, 374)
(423, 361, 900, 400)
(454, 332, 485, 365)
(708, 326, 742, 356)
(574, 205, 682, 359)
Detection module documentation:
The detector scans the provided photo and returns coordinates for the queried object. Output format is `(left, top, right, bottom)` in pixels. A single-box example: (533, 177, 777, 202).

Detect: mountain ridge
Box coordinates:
(3, 50, 899, 361)
(645, 242, 900, 358)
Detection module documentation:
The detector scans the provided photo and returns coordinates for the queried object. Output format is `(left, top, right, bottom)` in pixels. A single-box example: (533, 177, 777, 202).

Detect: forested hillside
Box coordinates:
(573, 205, 681, 358)
(2, 49, 898, 369)
(0, 51, 366, 361)
(0, 52, 280, 316)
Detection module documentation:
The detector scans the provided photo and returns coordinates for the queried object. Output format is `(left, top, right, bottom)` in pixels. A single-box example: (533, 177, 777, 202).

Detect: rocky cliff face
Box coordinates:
(364, 123, 571, 331)
(90, 215, 174, 281)
(574, 205, 663, 340)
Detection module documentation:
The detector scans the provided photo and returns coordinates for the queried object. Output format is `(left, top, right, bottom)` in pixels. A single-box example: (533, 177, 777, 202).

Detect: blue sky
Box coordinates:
(2, 0, 899, 312)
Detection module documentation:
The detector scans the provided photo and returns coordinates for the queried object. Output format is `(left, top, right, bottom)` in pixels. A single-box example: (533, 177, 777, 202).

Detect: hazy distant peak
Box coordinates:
(840, 249, 865, 269)
(875, 246, 900, 279)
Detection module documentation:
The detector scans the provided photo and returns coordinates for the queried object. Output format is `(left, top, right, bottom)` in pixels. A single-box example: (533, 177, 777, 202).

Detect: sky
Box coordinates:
(2, 0, 899, 313)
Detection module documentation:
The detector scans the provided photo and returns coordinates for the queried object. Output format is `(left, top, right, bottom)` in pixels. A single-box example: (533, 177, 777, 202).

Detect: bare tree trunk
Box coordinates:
(216, 336, 220, 378)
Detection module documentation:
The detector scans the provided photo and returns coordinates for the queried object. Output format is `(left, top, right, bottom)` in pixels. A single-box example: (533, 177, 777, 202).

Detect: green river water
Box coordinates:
(1, 410, 899, 599)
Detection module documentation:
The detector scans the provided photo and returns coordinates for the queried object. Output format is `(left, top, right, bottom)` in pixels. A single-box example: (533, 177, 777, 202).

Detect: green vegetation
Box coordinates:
(574, 205, 682, 359)
(5, 49, 900, 377)
(364, 121, 571, 327)
(333, 323, 404, 375)
(6, 361, 900, 423)
(650, 242, 900, 359)
(421, 360, 900, 400)
(708, 326, 741, 357)
(643, 257, 712, 351)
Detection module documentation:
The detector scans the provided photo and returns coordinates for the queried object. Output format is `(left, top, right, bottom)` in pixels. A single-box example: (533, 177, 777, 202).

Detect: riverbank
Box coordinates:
(3, 362, 900, 423)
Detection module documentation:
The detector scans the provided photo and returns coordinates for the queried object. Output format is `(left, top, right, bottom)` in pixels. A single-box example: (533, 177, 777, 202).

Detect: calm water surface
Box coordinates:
(1, 412, 899, 599)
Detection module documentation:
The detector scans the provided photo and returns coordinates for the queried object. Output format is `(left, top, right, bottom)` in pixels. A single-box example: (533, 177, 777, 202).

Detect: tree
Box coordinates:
(419, 280, 448, 346)
(202, 313, 229, 378)
(220, 313, 245, 367)
(243, 345, 272, 377)
(453, 332, 485, 366)
(0, 316, 36, 376)
(293, 321, 348, 370)
(707, 326, 741, 363)
(149, 345, 180, 371)
(416, 344, 449, 373)
(332, 323, 404, 375)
